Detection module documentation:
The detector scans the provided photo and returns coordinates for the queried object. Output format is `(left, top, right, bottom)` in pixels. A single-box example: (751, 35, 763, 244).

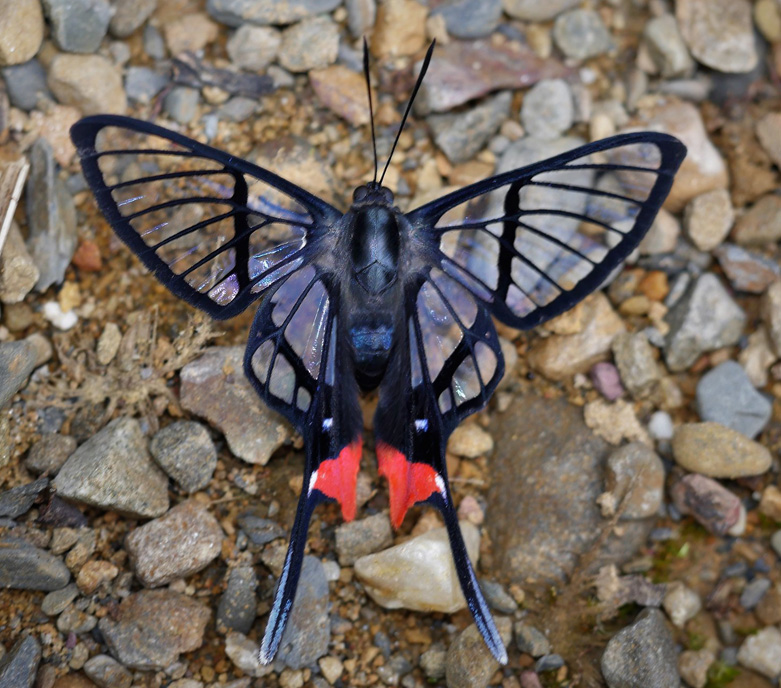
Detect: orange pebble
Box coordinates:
(638, 270, 669, 301)
(72, 240, 102, 272)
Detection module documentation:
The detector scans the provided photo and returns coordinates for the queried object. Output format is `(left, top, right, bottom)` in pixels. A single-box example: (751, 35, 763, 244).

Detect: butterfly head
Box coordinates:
(352, 182, 394, 207)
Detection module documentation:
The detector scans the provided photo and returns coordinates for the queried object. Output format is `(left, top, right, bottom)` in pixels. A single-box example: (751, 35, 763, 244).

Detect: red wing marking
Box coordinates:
(376, 442, 442, 529)
(311, 439, 363, 521)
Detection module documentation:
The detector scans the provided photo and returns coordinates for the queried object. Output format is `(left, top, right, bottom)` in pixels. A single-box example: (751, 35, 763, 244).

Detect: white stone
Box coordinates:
(737, 626, 781, 679)
(43, 301, 78, 330)
(663, 582, 702, 628)
(648, 411, 674, 441)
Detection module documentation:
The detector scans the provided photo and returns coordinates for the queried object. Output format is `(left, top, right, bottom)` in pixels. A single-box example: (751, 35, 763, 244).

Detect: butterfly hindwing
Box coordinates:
(407, 132, 687, 330)
(71, 114, 341, 319)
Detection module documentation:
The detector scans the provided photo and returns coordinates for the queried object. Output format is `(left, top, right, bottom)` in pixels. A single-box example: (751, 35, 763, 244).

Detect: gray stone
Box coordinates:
(143, 24, 166, 59)
(696, 361, 771, 439)
(149, 421, 217, 493)
(24, 433, 76, 475)
(553, 9, 613, 61)
(278, 16, 339, 73)
(236, 513, 286, 546)
(0, 635, 40, 688)
(56, 605, 97, 634)
(124, 66, 168, 104)
(125, 499, 224, 587)
(83, 654, 133, 688)
(428, 91, 511, 164)
(345, 0, 376, 37)
(227, 25, 281, 71)
(98, 589, 211, 670)
(218, 97, 258, 123)
(41, 582, 79, 615)
(420, 646, 447, 680)
(42, 0, 112, 53)
(180, 347, 292, 465)
(0, 478, 48, 518)
(53, 416, 169, 518)
(335, 512, 393, 566)
(642, 14, 693, 78)
(1, 59, 50, 111)
(0, 536, 70, 591)
(501, 0, 578, 21)
(217, 561, 257, 634)
(207, 0, 342, 26)
(480, 580, 518, 614)
(276, 555, 330, 669)
(772, 530, 781, 558)
(714, 243, 781, 294)
(604, 443, 664, 520)
(0, 338, 45, 408)
(25, 138, 77, 292)
(164, 87, 200, 125)
(515, 623, 551, 657)
(109, 0, 157, 38)
(601, 609, 680, 688)
(740, 578, 771, 611)
(611, 332, 661, 400)
(520, 79, 574, 141)
(431, 0, 502, 39)
(664, 273, 746, 372)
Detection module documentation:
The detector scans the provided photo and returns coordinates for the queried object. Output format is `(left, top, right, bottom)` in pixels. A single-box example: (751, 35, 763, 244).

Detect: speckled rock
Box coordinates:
(611, 332, 661, 400)
(109, 0, 158, 38)
(277, 17, 339, 73)
(732, 195, 781, 245)
(603, 443, 664, 520)
(98, 589, 211, 670)
(714, 243, 781, 294)
(24, 433, 76, 476)
(54, 417, 170, 518)
(0, 635, 41, 688)
(227, 25, 281, 71)
(42, 0, 112, 53)
(149, 421, 217, 493)
(126, 500, 224, 587)
(0, 536, 71, 591)
(206, 0, 342, 26)
(0, 224, 39, 304)
(445, 618, 512, 688)
(520, 79, 573, 140)
(217, 559, 257, 634)
(0, 335, 52, 408)
(335, 512, 393, 566)
(354, 522, 480, 613)
(672, 422, 772, 478)
(370, 0, 427, 59)
(584, 398, 651, 447)
(663, 582, 702, 628)
(0, 0, 44, 66)
(553, 9, 613, 61)
(670, 473, 742, 535)
(48, 54, 126, 115)
(83, 654, 132, 688)
(642, 14, 693, 78)
(683, 189, 734, 251)
(447, 423, 494, 459)
(0, 478, 49, 518)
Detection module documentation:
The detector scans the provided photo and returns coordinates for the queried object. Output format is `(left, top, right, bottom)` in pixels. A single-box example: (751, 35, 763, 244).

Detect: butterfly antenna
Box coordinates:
(363, 38, 379, 185)
(378, 39, 436, 186)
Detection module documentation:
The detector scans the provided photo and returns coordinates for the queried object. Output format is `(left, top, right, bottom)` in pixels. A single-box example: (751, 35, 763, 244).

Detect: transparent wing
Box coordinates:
(71, 115, 341, 319)
(407, 132, 686, 329)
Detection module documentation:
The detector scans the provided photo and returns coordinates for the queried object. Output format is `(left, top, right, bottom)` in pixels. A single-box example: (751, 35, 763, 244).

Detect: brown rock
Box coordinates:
(683, 188, 734, 251)
(71, 240, 102, 272)
(0, 0, 44, 66)
(76, 560, 118, 594)
(48, 55, 126, 115)
(758, 485, 781, 522)
(672, 422, 772, 478)
(371, 0, 428, 59)
(163, 12, 219, 56)
(732, 195, 781, 245)
(310, 65, 372, 126)
(756, 112, 781, 169)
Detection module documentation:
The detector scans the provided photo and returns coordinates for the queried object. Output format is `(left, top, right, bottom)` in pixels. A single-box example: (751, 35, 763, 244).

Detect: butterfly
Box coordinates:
(70, 40, 686, 665)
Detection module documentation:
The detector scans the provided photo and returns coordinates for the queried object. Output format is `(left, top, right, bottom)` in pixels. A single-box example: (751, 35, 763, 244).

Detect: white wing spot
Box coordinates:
(415, 419, 428, 432)
(308, 470, 318, 495)
(435, 475, 447, 501)
(323, 417, 333, 430)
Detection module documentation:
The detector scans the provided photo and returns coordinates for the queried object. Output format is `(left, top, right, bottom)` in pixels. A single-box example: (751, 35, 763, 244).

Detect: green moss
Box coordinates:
(705, 661, 740, 687)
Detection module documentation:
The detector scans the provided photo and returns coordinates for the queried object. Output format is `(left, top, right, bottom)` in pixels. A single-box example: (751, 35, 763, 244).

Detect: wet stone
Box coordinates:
(48, 54, 126, 115)
(0, 535, 71, 591)
(180, 347, 292, 465)
(601, 609, 680, 688)
(126, 499, 224, 587)
(430, 0, 502, 39)
(227, 25, 281, 72)
(99, 589, 211, 671)
(217, 561, 257, 634)
(515, 623, 551, 657)
(732, 195, 781, 246)
(445, 618, 511, 688)
(0, 478, 49, 518)
(206, 0, 342, 26)
(24, 434, 76, 476)
(603, 443, 664, 520)
(335, 512, 393, 566)
(0, 0, 44, 67)
(1, 60, 50, 111)
(42, 0, 112, 53)
(109, 0, 157, 38)
(737, 627, 781, 680)
(83, 654, 132, 688)
(696, 361, 771, 439)
(278, 16, 339, 73)
(53, 417, 170, 518)
(672, 422, 772, 478)
(520, 79, 574, 141)
(0, 635, 41, 688)
(642, 14, 693, 78)
(670, 473, 741, 535)
(553, 9, 613, 61)
(149, 421, 217, 494)
(714, 244, 781, 294)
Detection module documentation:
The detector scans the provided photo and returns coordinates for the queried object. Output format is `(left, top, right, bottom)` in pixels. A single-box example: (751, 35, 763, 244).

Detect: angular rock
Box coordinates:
(603, 443, 664, 520)
(310, 65, 372, 126)
(48, 54, 127, 115)
(98, 589, 210, 670)
(584, 398, 651, 447)
(430, 0, 501, 39)
(277, 16, 339, 73)
(54, 417, 169, 518)
(714, 243, 781, 294)
(0, 635, 41, 688)
(236, 513, 286, 546)
(0, 0, 44, 66)
(663, 582, 702, 628)
(354, 522, 479, 613)
(124, 66, 168, 105)
(670, 473, 742, 535)
(672, 422, 772, 478)
(737, 627, 781, 680)
(601, 609, 680, 688)
(149, 421, 217, 493)
(642, 14, 693, 78)
(0, 336, 49, 407)
(126, 499, 224, 587)
(595, 565, 665, 609)
(553, 9, 613, 61)
(109, 0, 158, 38)
(217, 560, 257, 634)
(0, 478, 49, 518)
(180, 347, 291, 465)
(224, 632, 270, 678)
(163, 87, 199, 124)
(696, 361, 771, 439)
(515, 623, 551, 657)
(677, 649, 714, 688)
(83, 654, 132, 688)
(335, 512, 393, 566)
(24, 433, 76, 475)
(42, 0, 112, 53)
(227, 25, 281, 72)
(0, 536, 70, 591)
(520, 79, 573, 141)
(206, 0, 342, 26)
(732, 194, 781, 245)
(611, 332, 661, 400)
(664, 273, 745, 372)
(0, 223, 39, 304)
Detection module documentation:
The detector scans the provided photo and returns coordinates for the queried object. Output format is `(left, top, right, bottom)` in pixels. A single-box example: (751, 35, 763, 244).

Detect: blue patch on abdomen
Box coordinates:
(350, 325, 393, 353)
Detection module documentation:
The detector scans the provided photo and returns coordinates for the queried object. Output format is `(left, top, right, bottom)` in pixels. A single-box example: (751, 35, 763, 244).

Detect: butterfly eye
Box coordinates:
(353, 187, 369, 202)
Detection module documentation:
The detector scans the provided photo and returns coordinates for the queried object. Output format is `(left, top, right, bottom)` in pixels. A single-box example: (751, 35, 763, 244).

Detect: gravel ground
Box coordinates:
(1, 0, 781, 687)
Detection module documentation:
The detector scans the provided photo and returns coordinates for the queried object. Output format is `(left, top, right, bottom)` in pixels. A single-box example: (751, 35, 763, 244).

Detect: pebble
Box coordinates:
(42, 302, 78, 331)
(714, 243, 781, 294)
(142, 23, 166, 59)
(762, 281, 781, 355)
(478, 579, 515, 614)
(277, 17, 339, 73)
(224, 633, 270, 678)
(346, 0, 376, 37)
(676, 0, 758, 73)
(41, 583, 78, 615)
(48, 54, 126, 115)
(318, 656, 343, 684)
(335, 512, 392, 566)
(664, 273, 746, 372)
(124, 66, 168, 104)
(0, 223, 38, 304)
(663, 582, 702, 628)
(370, 0, 427, 59)
(521, 79, 573, 140)
(603, 443, 664, 520)
(583, 398, 651, 447)
(149, 421, 217, 493)
(53, 417, 170, 518)
(672, 422, 772, 478)
(163, 86, 199, 124)
(678, 648, 714, 688)
(683, 189, 734, 251)
(83, 654, 132, 688)
(445, 618, 512, 688)
(639, 208, 680, 255)
(236, 513, 286, 546)
(218, 96, 257, 123)
(739, 327, 776, 388)
(737, 627, 781, 680)
(428, 91, 511, 164)
(447, 423, 494, 459)
(732, 195, 781, 245)
(515, 623, 551, 657)
(772, 530, 781, 558)
(354, 522, 480, 613)
(309, 65, 372, 126)
(56, 605, 97, 634)
(0, 335, 51, 407)
(180, 347, 292, 465)
(553, 9, 613, 61)
(42, 0, 112, 53)
(611, 332, 661, 400)
(126, 499, 224, 587)
(601, 609, 680, 688)
(0, 635, 41, 687)
(535, 655, 565, 673)
(669, 473, 742, 535)
(430, 0, 502, 39)
(163, 12, 219, 55)
(740, 578, 771, 611)
(109, 0, 157, 38)
(0, 535, 71, 590)
(217, 560, 257, 634)
(75, 559, 118, 595)
(595, 565, 665, 608)
(648, 411, 674, 441)
(420, 646, 447, 680)
(696, 361, 771, 439)
(99, 589, 210, 670)
(642, 14, 694, 78)
(227, 25, 281, 72)
(206, 0, 341, 26)
(520, 672, 544, 688)
(276, 555, 330, 669)
(1, 59, 50, 111)
(590, 362, 624, 401)
(756, 112, 781, 169)
(0, 0, 44, 66)
(502, 0, 577, 21)
(25, 138, 77, 292)
(0, 477, 49, 518)
(759, 485, 781, 522)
